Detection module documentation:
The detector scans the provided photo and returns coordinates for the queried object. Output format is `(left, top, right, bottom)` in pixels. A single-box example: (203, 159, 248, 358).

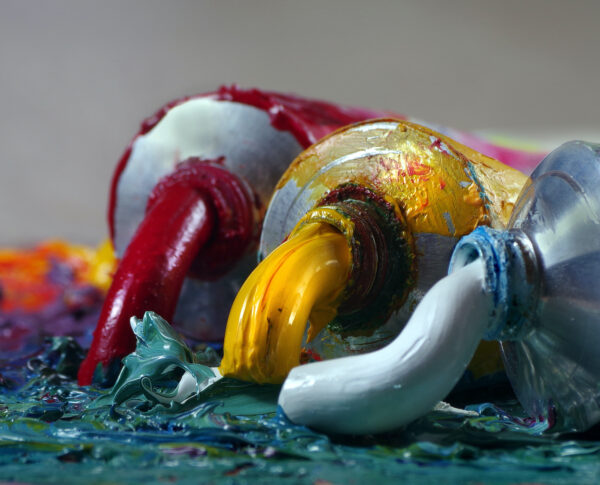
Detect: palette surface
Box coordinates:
(1, 242, 599, 485)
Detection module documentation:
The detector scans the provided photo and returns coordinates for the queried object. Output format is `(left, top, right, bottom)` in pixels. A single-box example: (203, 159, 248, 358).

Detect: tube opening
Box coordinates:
(313, 184, 415, 336)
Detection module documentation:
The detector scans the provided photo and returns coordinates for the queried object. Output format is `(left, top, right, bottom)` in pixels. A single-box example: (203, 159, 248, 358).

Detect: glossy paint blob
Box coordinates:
(219, 221, 351, 383)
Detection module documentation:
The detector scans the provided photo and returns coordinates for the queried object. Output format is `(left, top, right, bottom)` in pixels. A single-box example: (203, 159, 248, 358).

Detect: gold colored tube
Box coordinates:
(223, 120, 530, 385)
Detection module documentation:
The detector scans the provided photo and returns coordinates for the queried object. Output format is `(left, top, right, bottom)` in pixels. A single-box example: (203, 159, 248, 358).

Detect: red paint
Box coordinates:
(214, 85, 395, 148)
(429, 137, 450, 156)
(406, 158, 432, 177)
(108, 86, 395, 242)
(78, 159, 254, 385)
(300, 348, 323, 364)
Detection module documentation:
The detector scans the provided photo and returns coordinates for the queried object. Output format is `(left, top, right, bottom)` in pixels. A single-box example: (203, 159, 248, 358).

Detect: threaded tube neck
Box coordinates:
(449, 226, 539, 341)
(294, 184, 414, 335)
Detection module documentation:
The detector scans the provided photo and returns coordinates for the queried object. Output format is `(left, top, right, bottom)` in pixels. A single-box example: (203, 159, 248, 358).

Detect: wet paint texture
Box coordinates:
(219, 221, 351, 384)
(4, 329, 600, 484)
(93, 312, 278, 415)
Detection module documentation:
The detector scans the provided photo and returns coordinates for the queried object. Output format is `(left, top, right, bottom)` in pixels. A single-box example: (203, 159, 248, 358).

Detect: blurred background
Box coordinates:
(1, 0, 599, 245)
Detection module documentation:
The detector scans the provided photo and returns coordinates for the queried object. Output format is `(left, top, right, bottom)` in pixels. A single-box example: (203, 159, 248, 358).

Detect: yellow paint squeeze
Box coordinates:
(219, 221, 352, 384)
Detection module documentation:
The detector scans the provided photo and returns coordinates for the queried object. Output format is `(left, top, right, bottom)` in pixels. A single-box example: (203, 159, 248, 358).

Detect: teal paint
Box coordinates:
(91, 312, 279, 416)
(2, 316, 600, 484)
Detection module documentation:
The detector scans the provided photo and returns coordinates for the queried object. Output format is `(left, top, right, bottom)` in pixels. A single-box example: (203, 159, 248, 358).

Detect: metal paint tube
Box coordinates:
(259, 119, 528, 368)
(280, 140, 600, 434)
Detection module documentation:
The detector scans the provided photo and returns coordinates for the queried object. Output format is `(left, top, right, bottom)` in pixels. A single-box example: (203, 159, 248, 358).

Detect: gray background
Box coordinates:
(1, 0, 599, 245)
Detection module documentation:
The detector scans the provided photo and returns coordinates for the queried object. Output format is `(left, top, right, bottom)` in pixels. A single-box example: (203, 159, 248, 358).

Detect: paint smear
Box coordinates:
(5, 333, 591, 485)
(0, 240, 114, 354)
(0, 239, 114, 313)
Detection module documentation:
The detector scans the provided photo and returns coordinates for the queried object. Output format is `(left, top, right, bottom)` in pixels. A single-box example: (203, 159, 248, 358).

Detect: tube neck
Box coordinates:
(449, 226, 540, 341)
(293, 184, 414, 335)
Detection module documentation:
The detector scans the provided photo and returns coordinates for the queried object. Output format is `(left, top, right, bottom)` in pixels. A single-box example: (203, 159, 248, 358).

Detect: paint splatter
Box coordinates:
(2, 333, 600, 484)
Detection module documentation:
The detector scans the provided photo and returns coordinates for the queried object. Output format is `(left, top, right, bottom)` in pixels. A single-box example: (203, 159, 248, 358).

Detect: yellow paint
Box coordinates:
(84, 238, 116, 292)
(219, 220, 352, 384)
(466, 339, 506, 380)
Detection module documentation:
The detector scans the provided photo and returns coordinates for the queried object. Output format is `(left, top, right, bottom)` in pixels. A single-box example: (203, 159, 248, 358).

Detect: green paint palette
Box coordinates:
(2, 316, 600, 484)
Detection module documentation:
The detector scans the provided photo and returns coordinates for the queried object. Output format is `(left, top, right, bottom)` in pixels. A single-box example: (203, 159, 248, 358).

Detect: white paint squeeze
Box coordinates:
(278, 260, 492, 435)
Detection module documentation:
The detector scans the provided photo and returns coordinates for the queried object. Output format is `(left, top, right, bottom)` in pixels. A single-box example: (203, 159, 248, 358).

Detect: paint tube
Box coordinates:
(280, 140, 600, 434)
(222, 120, 528, 384)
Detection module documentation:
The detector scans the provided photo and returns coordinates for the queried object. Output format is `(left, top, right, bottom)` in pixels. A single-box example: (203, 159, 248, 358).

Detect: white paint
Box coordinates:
(142, 368, 223, 406)
(433, 401, 479, 417)
(278, 260, 492, 435)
